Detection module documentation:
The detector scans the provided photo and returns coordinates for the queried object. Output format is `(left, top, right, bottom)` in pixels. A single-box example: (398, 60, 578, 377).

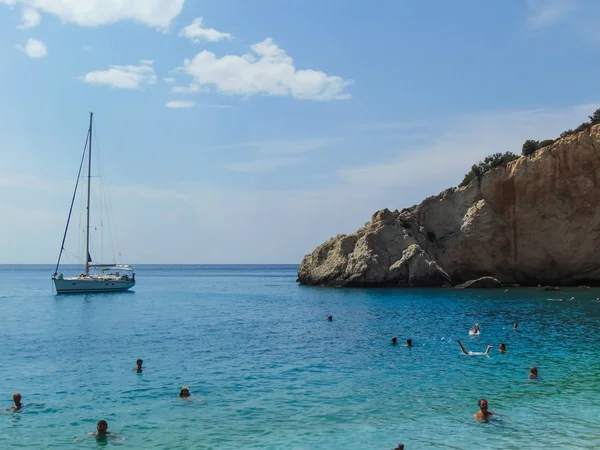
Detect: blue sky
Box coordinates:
(0, 0, 599, 264)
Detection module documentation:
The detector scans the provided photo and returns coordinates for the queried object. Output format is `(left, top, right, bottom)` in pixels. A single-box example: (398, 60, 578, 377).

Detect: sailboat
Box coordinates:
(52, 112, 136, 294)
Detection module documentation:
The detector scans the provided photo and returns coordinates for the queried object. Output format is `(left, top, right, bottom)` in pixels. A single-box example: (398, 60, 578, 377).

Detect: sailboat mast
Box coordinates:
(85, 112, 93, 275)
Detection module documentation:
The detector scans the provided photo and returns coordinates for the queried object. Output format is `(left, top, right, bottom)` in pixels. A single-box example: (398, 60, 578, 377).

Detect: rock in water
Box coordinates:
(455, 277, 502, 289)
(298, 125, 600, 287)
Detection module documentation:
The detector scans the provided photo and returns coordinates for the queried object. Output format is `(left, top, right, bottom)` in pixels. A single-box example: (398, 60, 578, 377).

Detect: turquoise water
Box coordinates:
(1, 265, 600, 449)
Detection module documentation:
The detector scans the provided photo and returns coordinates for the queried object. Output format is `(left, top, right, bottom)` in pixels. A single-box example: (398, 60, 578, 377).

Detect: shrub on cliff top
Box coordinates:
(458, 152, 519, 188)
(521, 139, 556, 156)
(458, 107, 600, 188)
(522, 140, 540, 156)
(522, 107, 600, 155)
(589, 108, 600, 126)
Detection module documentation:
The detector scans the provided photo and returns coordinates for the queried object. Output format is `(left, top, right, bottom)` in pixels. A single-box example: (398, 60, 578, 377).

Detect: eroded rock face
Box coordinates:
(298, 125, 600, 287)
(296, 210, 450, 286)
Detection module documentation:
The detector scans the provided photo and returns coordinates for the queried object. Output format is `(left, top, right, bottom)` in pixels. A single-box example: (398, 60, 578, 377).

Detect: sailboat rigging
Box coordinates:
(52, 112, 135, 294)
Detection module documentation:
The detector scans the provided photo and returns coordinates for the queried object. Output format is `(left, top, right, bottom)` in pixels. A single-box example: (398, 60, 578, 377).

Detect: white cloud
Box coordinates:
(337, 104, 598, 193)
(179, 17, 232, 43)
(254, 137, 341, 155)
(16, 38, 47, 58)
(17, 6, 40, 29)
(0, 0, 184, 29)
(82, 60, 157, 90)
(355, 120, 425, 131)
(527, 0, 577, 28)
(175, 38, 352, 101)
(223, 137, 340, 173)
(171, 84, 206, 94)
(225, 157, 302, 173)
(165, 101, 195, 108)
(163, 77, 176, 83)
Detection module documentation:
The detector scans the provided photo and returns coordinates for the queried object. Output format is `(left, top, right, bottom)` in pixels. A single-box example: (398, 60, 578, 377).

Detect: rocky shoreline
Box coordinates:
(298, 125, 600, 288)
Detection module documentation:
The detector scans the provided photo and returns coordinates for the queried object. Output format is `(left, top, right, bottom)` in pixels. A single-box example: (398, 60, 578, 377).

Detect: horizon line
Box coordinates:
(0, 263, 300, 266)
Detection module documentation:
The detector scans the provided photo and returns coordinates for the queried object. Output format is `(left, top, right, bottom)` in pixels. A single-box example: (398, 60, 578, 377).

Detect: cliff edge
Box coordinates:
(298, 125, 600, 287)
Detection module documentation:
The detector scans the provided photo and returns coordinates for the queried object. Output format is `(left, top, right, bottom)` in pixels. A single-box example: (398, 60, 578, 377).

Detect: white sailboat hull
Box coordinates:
(53, 277, 135, 294)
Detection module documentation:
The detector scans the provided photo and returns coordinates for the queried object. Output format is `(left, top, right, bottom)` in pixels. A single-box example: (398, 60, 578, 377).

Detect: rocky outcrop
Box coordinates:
(455, 277, 502, 289)
(298, 125, 600, 287)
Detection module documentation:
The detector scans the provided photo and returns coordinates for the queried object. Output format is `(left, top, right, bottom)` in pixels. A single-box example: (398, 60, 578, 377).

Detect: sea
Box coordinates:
(1, 264, 600, 449)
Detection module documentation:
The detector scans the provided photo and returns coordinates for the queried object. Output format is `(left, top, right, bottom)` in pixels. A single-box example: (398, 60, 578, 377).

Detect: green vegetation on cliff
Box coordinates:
(459, 152, 520, 188)
(458, 107, 600, 188)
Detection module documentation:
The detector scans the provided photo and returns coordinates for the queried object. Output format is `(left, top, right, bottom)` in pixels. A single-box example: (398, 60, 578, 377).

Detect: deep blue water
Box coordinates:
(1, 265, 600, 449)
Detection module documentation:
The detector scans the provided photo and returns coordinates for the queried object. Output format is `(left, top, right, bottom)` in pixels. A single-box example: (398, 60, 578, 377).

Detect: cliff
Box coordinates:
(298, 125, 600, 287)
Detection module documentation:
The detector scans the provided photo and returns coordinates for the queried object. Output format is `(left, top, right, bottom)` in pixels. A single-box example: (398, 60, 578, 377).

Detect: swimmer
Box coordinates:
(457, 340, 492, 356)
(499, 343, 507, 353)
(327, 315, 333, 322)
(469, 323, 480, 335)
(555, 296, 575, 302)
(135, 359, 143, 372)
(4, 393, 42, 412)
(179, 386, 204, 403)
(179, 386, 191, 398)
(513, 322, 518, 330)
(392, 445, 404, 450)
(528, 366, 539, 380)
(473, 398, 495, 422)
(405, 338, 412, 347)
(11, 393, 22, 410)
(391, 337, 397, 345)
(91, 420, 120, 439)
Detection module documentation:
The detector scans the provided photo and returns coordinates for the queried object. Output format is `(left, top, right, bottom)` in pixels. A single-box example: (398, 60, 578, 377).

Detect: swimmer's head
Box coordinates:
(97, 420, 108, 434)
(391, 337, 397, 345)
(406, 339, 412, 346)
(327, 315, 333, 322)
(478, 399, 488, 410)
(530, 366, 538, 376)
(513, 322, 518, 329)
(179, 386, 191, 397)
(499, 343, 506, 351)
(13, 393, 21, 404)
(136, 359, 143, 367)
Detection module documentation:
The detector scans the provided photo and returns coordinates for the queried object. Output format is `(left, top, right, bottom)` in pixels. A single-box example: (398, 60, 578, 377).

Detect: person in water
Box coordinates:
(499, 343, 507, 353)
(470, 323, 480, 334)
(91, 420, 120, 439)
(136, 359, 143, 372)
(528, 366, 539, 379)
(179, 386, 204, 403)
(405, 339, 412, 347)
(179, 386, 191, 398)
(513, 322, 518, 330)
(327, 315, 333, 322)
(457, 340, 492, 355)
(474, 398, 495, 422)
(12, 393, 22, 410)
(392, 444, 404, 450)
(391, 337, 397, 345)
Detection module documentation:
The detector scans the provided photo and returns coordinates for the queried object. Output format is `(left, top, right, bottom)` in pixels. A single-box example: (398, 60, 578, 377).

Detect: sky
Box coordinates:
(1, 0, 599, 265)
